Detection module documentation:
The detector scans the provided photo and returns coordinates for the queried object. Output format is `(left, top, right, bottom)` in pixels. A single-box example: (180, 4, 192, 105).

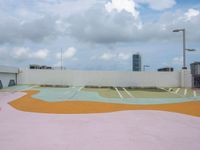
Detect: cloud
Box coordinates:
(68, 5, 200, 44)
(184, 8, 200, 21)
(12, 47, 49, 61)
(67, 6, 143, 43)
(100, 52, 116, 60)
(63, 47, 77, 59)
(56, 47, 77, 60)
(105, 0, 139, 19)
(0, 10, 58, 44)
(31, 49, 49, 60)
(100, 52, 131, 61)
(13, 47, 30, 60)
(118, 52, 131, 60)
(135, 0, 176, 11)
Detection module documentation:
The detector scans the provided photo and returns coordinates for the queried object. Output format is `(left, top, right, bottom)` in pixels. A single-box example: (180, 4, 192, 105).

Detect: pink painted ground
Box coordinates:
(1, 92, 200, 150)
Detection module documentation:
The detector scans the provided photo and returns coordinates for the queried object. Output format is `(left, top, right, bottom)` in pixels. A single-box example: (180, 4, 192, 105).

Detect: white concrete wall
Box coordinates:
(17, 69, 183, 87)
(0, 65, 18, 73)
(180, 70, 192, 88)
(0, 73, 16, 88)
(0, 66, 18, 88)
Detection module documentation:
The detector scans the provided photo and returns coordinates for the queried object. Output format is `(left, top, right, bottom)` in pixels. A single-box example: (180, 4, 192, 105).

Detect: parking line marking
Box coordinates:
(159, 87, 184, 97)
(115, 88, 123, 99)
(193, 91, 197, 97)
(184, 89, 187, 96)
(175, 88, 180, 94)
(78, 87, 83, 91)
(123, 88, 134, 98)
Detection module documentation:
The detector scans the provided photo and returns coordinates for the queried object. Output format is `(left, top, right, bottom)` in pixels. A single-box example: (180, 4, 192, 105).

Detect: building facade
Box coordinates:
(190, 62, 200, 88)
(132, 54, 142, 71)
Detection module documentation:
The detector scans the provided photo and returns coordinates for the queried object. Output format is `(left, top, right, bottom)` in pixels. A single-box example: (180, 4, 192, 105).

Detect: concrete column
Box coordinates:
(180, 70, 192, 88)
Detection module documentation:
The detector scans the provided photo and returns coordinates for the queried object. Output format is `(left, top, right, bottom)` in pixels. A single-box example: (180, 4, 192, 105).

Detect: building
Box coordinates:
(190, 62, 200, 88)
(0, 65, 18, 89)
(29, 64, 52, 70)
(158, 67, 174, 72)
(132, 54, 141, 71)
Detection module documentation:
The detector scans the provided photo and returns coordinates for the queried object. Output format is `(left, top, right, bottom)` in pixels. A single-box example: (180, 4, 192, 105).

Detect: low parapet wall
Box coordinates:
(17, 69, 192, 88)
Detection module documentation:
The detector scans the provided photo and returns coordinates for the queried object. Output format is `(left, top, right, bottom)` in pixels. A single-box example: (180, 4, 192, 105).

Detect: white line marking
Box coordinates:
(78, 87, 83, 91)
(193, 91, 197, 97)
(175, 88, 180, 94)
(159, 87, 184, 97)
(115, 88, 123, 99)
(123, 88, 134, 98)
(184, 89, 187, 96)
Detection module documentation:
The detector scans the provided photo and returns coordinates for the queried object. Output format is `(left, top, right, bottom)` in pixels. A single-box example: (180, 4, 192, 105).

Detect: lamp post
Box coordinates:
(143, 65, 150, 71)
(173, 29, 186, 69)
(173, 29, 196, 69)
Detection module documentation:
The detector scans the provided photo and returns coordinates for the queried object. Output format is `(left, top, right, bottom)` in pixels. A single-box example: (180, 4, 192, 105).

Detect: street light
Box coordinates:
(173, 29, 196, 69)
(185, 49, 196, 52)
(143, 65, 150, 71)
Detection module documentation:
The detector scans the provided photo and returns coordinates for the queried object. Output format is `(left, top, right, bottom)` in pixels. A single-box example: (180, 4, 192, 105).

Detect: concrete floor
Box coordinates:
(1, 92, 200, 150)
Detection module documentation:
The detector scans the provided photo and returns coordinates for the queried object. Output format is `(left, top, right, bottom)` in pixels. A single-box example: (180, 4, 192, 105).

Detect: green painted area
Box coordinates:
(186, 89, 194, 97)
(82, 87, 120, 98)
(126, 88, 181, 98)
(197, 90, 200, 96)
(2, 85, 200, 105)
(0, 85, 33, 92)
(83, 87, 183, 98)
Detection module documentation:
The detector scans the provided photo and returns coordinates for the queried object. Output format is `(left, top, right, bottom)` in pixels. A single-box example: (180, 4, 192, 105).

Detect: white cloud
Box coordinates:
(105, 0, 139, 19)
(12, 47, 50, 61)
(63, 47, 77, 59)
(184, 8, 200, 21)
(56, 47, 77, 60)
(31, 49, 49, 60)
(118, 53, 131, 60)
(13, 47, 30, 60)
(100, 52, 116, 60)
(135, 0, 176, 11)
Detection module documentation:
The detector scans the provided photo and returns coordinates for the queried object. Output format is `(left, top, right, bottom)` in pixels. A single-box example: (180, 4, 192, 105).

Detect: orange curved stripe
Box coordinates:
(9, 90, 200, 117)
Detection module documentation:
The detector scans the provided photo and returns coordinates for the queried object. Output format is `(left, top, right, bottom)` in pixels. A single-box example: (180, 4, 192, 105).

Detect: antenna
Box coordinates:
(61, 48, 63, 70)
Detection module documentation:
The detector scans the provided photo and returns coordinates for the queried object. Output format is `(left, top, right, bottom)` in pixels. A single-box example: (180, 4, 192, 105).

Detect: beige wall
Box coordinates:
(17, 69, 191, 87)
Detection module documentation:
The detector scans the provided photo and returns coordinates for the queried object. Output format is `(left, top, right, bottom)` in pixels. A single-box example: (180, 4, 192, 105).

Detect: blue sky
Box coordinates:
(0, 0, 200, 71)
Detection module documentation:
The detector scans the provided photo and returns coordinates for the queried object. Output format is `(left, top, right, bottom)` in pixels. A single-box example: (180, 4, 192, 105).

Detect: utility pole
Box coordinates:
(61, 48, 63, 70)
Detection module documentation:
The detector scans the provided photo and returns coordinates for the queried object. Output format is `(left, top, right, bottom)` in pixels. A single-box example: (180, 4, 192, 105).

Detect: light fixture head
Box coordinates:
(185, 49, 196, 51)
(173, 29, 185, 32)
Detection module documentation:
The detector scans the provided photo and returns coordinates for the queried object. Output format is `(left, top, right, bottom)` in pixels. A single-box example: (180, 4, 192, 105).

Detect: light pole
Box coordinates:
(143, 65, 150, 71)
(173, 29, 196, 69)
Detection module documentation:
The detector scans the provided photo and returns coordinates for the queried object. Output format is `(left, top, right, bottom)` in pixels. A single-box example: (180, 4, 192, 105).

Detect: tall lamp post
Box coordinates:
(173, 29, 196, 69)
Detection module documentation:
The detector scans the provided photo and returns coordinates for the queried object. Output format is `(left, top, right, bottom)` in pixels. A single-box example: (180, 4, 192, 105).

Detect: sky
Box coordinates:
(0, 0, 200, 71)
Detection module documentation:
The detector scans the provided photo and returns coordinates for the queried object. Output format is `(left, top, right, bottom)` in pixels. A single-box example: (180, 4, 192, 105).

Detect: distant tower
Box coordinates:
(132, 53, 141, 71)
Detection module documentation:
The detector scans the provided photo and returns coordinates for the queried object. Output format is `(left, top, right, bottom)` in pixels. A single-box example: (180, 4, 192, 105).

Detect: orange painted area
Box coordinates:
(9, 90, 200, 117)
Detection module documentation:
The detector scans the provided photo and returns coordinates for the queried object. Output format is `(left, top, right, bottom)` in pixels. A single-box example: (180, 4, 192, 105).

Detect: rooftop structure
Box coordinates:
(158, 67, 174, 72)
(190, 62, 200, 88)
